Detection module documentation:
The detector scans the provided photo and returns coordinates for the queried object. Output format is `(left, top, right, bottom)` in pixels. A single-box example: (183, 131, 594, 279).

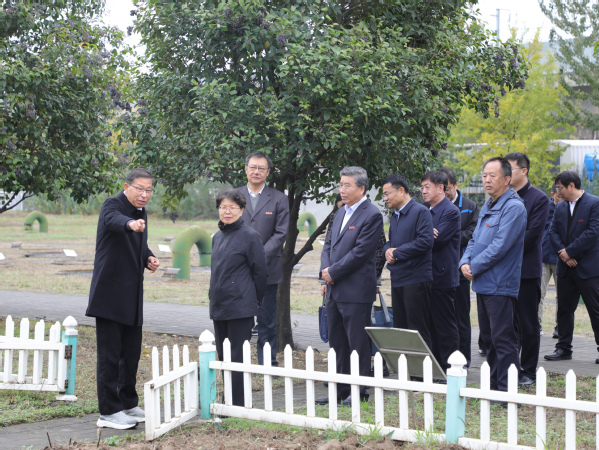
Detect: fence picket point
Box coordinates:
(480, 362, 491, 442)
(398, 354, 409, 429)
(263, 342, 273, 411)
(223, 339, 232, 406)
(306, 347, 316, 418)
(243, 341, 252, 408)
(349, 351, 360, 423)
(507, 364, 519, 445)
(328, 348, 338, 421)
(423, 355, 434, 432)
(374, 353, 384, 427)
(536, 367, 547, 449)
(565, 370, 576, 450)
(284, 345, 293, 414)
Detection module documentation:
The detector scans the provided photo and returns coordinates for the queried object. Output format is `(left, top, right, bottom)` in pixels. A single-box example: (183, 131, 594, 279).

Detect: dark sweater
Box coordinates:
(517, 181, 550, 279)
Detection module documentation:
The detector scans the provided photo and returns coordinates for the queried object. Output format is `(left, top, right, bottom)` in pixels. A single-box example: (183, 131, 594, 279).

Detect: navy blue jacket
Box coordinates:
(430, 197, 461, 289)
(321, 199, 384, 303)
(517, 181, 550, 279)
(454, 191, 480, 282)
(542, 198, 557, 265)
(383, 199, 434, 287)
(549, 191, 599, 279)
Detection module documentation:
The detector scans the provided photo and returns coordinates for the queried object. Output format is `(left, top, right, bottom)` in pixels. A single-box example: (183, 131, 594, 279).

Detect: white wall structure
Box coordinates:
(556, 139, 599, 174)
(0, 191, 25, 211)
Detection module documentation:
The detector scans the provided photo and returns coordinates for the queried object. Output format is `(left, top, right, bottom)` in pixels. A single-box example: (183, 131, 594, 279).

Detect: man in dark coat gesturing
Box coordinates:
(86, 168, 160, 429)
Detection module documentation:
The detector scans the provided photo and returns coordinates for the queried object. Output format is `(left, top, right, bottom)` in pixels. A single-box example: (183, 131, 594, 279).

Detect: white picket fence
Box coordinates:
(144, 331, 599, 449)
(143, 344, 199, 440)
(0, 316, 67, 394)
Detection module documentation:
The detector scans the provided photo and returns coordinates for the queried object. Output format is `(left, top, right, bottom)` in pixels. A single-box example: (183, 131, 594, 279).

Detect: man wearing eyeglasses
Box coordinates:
(86, 168, 160, 429)
(238, 151, 289, 367)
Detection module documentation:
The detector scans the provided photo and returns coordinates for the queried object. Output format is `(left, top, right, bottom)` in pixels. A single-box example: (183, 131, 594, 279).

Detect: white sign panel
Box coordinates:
(63, 249, 78, 257)
(158, 244, 171, 253)
(0, 252, 5, 260)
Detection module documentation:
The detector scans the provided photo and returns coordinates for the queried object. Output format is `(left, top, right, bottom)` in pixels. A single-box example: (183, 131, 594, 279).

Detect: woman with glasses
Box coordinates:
(209, 189, 268, 407)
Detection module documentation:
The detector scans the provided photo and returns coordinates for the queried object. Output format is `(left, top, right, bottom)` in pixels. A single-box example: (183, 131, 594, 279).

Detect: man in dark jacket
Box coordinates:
(382, 174, 434, 351)
(421, 170, 461, 372)
(317, 166, 384, 406)
(545, 171, 599, 363)
(440, 167, 479, 366)
(460, 157, 526, 394)
(505, 152, 549, 386)
(540, 184, 562, 338)
(86, 168, 160, 429)
(238, 151, 289, 367)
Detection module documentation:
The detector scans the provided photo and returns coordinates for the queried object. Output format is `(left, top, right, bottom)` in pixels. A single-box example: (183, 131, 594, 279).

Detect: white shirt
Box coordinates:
(569, 191, 584, 215)
(340, 195, 368, 234)
(247, 184, 265, 198)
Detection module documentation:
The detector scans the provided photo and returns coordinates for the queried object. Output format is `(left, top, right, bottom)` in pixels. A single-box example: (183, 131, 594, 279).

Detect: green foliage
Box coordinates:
(0, 1, 130, 213)
(540, 0, 599, 135)
(120, 0, 529, 346)
(447, 31, 574, 193)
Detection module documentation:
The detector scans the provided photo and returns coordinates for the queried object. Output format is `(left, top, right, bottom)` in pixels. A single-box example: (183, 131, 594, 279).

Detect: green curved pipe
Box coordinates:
(297, 212, 317, 237)
(24, 211, 48, 233)
(172, 226, 212, 279)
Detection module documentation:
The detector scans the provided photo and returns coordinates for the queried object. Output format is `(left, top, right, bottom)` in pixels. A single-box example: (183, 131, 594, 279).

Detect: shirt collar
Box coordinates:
(394, 198, 412, 216)
(570, 190, 584, 207)
(345, 195, 368, 214)
(247, 183, 265, 197)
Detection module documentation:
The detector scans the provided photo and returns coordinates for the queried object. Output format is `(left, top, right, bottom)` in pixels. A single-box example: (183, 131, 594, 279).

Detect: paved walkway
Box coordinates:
(0, 289, 598, 449)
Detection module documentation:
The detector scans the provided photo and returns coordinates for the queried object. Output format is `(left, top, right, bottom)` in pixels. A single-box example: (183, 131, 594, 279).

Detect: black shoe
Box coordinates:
(544, 348, 572, 361)
(315, 395, 344, 405)
(341, 393, 369, 407)
(595, 358, 599, 364)
(552, 328, 559, 339)
(518, 375, 535, 386)
(478, 348, 487, 356)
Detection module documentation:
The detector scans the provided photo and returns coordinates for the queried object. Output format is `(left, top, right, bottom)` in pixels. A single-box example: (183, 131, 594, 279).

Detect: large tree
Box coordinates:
(122, 0, 528, 349)
(448, 32, 575, 192)
(0, 1, 130, 212)
(539, 0, 599, 138)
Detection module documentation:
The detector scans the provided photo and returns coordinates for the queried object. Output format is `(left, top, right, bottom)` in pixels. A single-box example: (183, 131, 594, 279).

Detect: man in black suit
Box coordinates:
(317, 166, 384, 405)
(421, 170, 461, 372)
(86, 168, 160, 429)
(440, 167, 479, 367)
(238, 152, 289, 367)
(505, 152, 549, 386)
(382, 174, 434, 351)
(545, 171, 599, 363)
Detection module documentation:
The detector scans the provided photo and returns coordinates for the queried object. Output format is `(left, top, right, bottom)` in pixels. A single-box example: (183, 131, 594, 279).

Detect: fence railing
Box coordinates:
(0, 315, 78, 401)
(145, 330, 599, 449)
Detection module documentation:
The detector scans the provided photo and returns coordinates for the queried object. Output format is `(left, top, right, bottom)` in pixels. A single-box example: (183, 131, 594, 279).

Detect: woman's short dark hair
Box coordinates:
(555, 171, 582, 190)
(215, 189, 247, 209)
(381, 174, 410, 195)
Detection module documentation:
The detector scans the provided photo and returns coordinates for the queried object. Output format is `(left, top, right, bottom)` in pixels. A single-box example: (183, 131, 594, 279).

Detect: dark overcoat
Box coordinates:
(430, 196, 461, 289)
(238, 185, 289, 285)
(86, 191, 154, 327)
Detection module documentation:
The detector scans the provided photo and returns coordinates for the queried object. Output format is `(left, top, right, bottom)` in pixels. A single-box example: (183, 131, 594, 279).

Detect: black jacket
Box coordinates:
(209, 218, 268, 321)
(517, 181, 549, 279)
(86, 192, 154, 327)
(430, 196, 461, 289)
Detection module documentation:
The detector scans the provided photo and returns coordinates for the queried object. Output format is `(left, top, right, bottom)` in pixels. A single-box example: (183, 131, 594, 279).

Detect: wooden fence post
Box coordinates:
(445, 351, 467, 443)
(199, 330, 216, 419)
(57, 316, 78, 401)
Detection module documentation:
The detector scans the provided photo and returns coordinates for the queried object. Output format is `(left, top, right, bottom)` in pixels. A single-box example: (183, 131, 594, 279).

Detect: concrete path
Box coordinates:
(0, 289, 598, 449)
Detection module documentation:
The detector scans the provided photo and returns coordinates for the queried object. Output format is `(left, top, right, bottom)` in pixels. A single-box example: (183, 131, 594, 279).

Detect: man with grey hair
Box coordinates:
(87, 168, 160, 429)
(317, 166, 384, 406)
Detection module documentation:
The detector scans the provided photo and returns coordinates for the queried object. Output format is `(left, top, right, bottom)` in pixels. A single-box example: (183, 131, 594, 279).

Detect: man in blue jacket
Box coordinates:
(539, 184, 562, 339)
(421, 170, 461, 372)
(505, 152, 549, 386)
(545, 171, 599, 363)
(460, 157, 526, 394)
(440, 167, 480, 367)
(382, 174, 434, 351)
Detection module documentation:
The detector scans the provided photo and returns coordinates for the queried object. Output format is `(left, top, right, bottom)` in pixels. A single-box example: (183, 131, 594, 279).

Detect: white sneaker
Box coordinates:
(124, 406, 146, 423)
(97, 411, 138, 429)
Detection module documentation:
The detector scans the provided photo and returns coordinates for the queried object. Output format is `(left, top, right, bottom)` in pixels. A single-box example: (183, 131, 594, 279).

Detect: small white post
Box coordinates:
(17, 318, 30, 383)
(327, 348, 338, 421)
(199, 330, 216, 419)
(349, 351, 360, 423)
(398, 354, 409, 429)
(480, 362, 491, 441)
(152, 347, 160, 426)
(32, 320, 45, 385)
(565, 370, 576, 450)
(445, 351, 467, 443)
(223, 339, 232, 406)
(243, 340, 252, 408)
(306, 347, 316, 418)
(507, 364, 519, 446)
(263, 342, 273, 411)
(163, 346, 171, 423)
(173, 345, 181, 418)
(57, 316, 78, 401)
(284, 345, 293, 414)
(536, 368, 547, 449)
(373, 353, 384, 427)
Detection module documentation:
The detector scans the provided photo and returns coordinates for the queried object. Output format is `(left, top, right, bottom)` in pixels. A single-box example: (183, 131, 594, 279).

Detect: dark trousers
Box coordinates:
(257, 284, 278, 366)
(556, 269, 599, 353)
(455, 279, 472, 366)
(96, 318, 142, 415)
(391, 282, 433, 351)
(430, 287, 460, 371)
(477, 294, 520, 391)
(514, 278, 541, 379)
(213, 316, 254, 407)
(326, 298, 372, 396)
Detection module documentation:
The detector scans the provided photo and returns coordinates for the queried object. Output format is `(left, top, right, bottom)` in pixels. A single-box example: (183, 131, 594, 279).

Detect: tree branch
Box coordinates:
(0, 192, 34, 214)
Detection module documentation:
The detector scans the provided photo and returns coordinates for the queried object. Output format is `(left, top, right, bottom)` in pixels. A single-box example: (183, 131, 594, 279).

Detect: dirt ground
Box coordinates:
(43, 426, 468, 449)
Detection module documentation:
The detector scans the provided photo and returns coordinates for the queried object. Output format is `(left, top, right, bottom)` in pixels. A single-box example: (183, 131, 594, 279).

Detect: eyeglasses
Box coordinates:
(247, 165, 269, 173)
(130, 185, 154, 195)
(218, 206, 241, 211)
(382, 187, 400, 199)
(555, 186, 563, 192)
(337, 183, 355, 190)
